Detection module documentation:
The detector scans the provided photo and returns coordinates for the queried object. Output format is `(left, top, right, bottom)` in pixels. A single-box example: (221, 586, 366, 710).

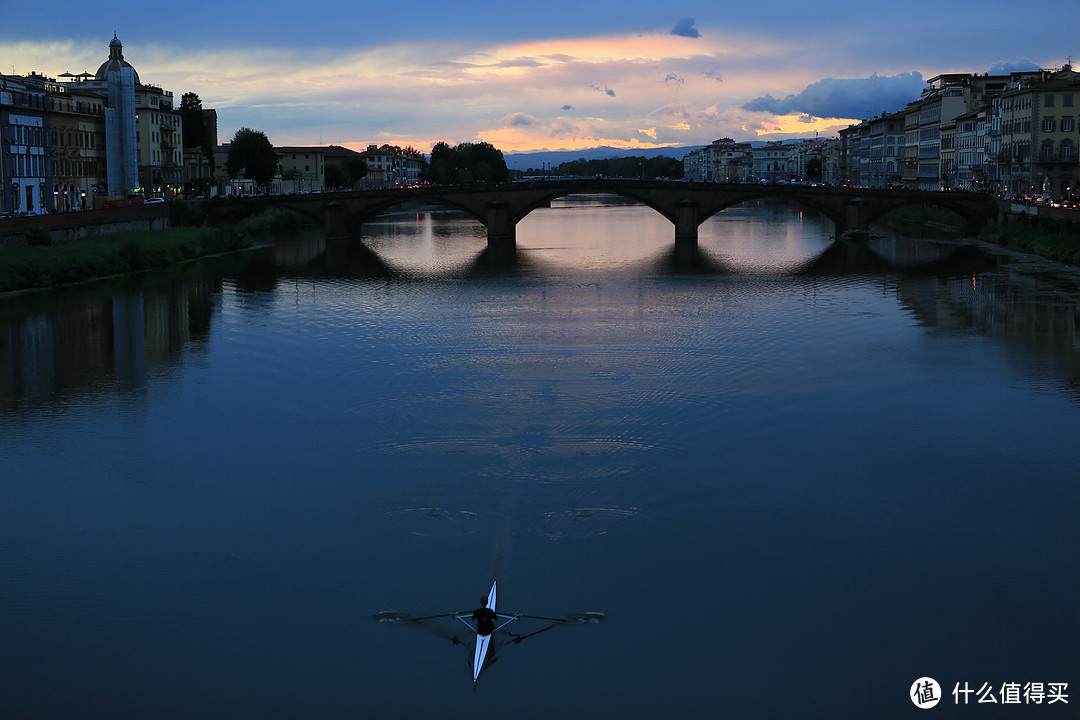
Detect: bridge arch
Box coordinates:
(690, 190, 846, 232)
(339, 193, 490, 229)
(860, 195, 990, 234)
(503, 185, 679, 228)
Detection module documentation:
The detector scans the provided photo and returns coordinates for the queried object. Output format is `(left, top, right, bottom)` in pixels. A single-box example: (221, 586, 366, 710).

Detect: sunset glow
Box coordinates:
(3, 4, 1073, 154)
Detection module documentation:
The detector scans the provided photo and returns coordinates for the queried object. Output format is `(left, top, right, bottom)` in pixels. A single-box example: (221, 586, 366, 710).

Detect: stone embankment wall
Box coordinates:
(0, 204, 170, 248)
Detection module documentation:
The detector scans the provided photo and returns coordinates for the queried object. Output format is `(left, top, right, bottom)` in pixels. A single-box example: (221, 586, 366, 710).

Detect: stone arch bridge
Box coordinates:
(207, 179, 993, 258)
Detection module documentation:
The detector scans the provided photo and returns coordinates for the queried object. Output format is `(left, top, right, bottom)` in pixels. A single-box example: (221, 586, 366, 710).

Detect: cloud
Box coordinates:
(670, 18, 700, 39)
(664, 72, 684, 85)
(741, 71, 925, 120)
(591, 84, 616, 97)
(701, 70, 722, 83)
(987, 58, 1041, 74)
(561, 104, 574, 111)
(500, 112, 541, 126)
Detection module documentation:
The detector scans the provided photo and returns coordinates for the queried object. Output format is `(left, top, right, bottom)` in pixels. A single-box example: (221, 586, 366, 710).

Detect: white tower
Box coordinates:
(95, 35, 140, 197)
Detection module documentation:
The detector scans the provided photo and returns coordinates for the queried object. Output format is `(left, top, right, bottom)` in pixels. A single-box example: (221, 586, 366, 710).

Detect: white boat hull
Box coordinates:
(473, 581, 497, 683)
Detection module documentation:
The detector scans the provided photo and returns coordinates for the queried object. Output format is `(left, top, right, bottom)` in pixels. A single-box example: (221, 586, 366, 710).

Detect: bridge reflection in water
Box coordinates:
(206, 179, 993, 265)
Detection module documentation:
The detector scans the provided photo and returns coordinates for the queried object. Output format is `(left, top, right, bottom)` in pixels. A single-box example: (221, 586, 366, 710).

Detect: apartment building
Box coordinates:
(954, 109, 988, 191)
(48, 80, 107, 211)
(902, 72, 1047, 190)
(902, 75, 973, 190)
(993, 65, 1080, 198)
(275, 146, 326, 193)
(0, 36, 194, 211)
(752, 142, 789, 182)
(134, 84, 184, 197)
(359, 145, 423, 186)
(836, 113, 905, 188)
(1, 74, 49, 215)
(684, 138, 753, 182)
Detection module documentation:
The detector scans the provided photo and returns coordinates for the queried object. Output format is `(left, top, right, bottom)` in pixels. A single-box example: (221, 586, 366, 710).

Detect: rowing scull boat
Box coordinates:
(472, 581, 497, 683)
(375, 582, 604, 688)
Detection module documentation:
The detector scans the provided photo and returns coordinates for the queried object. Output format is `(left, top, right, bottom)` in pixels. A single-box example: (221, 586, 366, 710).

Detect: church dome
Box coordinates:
(94, 34, 140, 83)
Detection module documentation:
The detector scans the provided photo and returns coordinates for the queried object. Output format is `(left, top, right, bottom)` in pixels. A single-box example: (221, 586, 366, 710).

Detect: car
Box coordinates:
(143, 197, 166, 204)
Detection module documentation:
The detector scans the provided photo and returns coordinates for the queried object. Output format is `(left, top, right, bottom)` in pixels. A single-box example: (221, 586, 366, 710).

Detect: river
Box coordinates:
(1, 196, 1078, 719)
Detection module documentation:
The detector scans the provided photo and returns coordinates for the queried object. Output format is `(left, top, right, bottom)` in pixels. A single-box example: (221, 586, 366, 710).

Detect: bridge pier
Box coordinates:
(674, 199, 699, 259)
(843, 197, 869, 234)
(324, 201, 349, 241)
(485, 199, 517, 259)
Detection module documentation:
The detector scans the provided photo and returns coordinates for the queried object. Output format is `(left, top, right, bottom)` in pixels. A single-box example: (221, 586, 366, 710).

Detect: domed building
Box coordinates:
(65, 36, 183, 200)
(95, 35, 139, 197)
(95, 35, 141, 85)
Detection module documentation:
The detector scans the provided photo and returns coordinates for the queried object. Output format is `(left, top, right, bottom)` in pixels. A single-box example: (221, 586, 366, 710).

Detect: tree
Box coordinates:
(346, 158, 368, 184)
(424, 141, 508, 184)
(226, 128, 279, 188)
(324, 163, 347, 189)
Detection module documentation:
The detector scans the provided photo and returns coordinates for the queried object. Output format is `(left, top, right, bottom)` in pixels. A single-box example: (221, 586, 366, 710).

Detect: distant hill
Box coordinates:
(504, 145, 705, 171)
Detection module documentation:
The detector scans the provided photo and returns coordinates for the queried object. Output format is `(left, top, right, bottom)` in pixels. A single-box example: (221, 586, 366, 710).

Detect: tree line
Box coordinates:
(521, 155, 684, 180)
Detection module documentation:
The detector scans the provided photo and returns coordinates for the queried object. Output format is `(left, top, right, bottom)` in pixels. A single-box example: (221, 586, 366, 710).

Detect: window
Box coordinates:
(1044, 94, 1055, 108)
(1064, 94, 1074, 107)
(1062, 142, 1074, 161)
(1063, 118, 1075, 132)
(1042, 118, 1056, 132)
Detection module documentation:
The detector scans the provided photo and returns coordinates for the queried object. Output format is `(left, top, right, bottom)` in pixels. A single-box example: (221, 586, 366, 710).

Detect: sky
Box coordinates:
(2, 1, 1077, 156)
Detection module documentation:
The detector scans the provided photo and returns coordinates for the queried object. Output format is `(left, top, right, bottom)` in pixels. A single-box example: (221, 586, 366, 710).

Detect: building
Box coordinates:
(683, 139, 753, 182)
(63, 35, 141, 199)
(752, 142, 789, 182)
(275, 146, 326, 193)
(321, 144, 368, 189)
(785, 139, 828, 184)
(902, 72, 1041, 190)
(359, 145, 423, 186)
(861, 112, 906, 188)
(993, 64, 1080, 199)
(1, 74, 49, 215)
(134, 83, 184, 198)
(954, 108, 988, 191)
(1, 37, 201, 211)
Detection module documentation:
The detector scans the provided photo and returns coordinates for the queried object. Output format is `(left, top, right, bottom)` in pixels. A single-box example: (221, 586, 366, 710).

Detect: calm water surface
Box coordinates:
(1, 197, 1078, 719)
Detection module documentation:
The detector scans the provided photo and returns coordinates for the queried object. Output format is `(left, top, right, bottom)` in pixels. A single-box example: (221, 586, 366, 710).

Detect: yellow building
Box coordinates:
(275, 146, 325, 193)
(47, 78, 106, 211)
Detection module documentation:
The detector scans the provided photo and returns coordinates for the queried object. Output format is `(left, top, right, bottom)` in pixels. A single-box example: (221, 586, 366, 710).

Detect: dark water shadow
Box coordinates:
(226, 236, 400, 292)
(644, 244, 738, 275)
(460, 245, 543, 278)
(793, 237, 999, 277)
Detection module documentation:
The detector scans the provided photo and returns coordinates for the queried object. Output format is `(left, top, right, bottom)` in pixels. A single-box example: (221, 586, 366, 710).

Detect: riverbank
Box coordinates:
(874, 205, 1080, 266)
(0, 210, 310, 294)
(0, 225, 254, 294)
(977, 218, 1080, 265)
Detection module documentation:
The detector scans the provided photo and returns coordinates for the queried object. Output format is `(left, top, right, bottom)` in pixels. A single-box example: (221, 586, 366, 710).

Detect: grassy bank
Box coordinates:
(0, 209, 311, 294)
(0, 225, 253, 294)
(875, 205, 1080, 265)
(978, 216, 1080, 265)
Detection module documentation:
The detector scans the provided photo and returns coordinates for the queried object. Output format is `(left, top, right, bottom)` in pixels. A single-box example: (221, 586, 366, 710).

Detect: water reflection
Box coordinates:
(0, 276, 218, 412)
(2, 199, 1079, 719)
(1, 202, 1078, 410)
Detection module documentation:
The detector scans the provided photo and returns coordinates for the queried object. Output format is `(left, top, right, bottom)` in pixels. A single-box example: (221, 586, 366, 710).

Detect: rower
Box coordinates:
(472, 597, 497, 636)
